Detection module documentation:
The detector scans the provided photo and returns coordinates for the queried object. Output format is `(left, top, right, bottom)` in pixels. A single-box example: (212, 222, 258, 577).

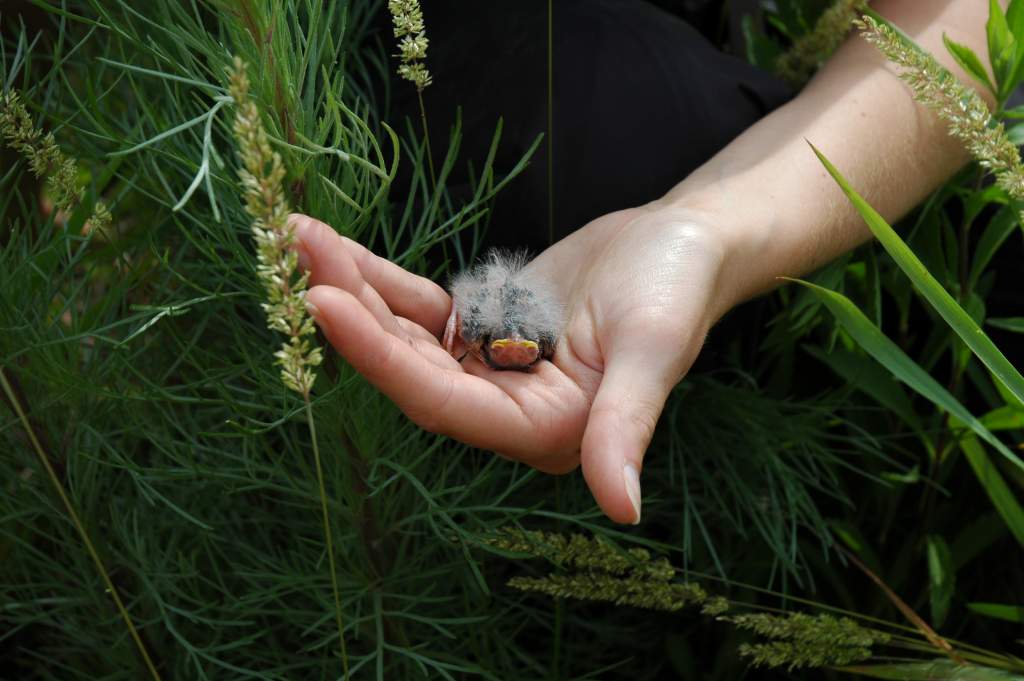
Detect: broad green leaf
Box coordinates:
(967, 602, 1024, 623)
(810, 144, 1024, 408)
(1009, 0, 1024, 43)
(989, 317, 1024, 333)
(959, 433, 1024, 546)
(1007, 0, 1024, 87)
(842, 660, 1024, 680)
(961, 185, 1009, 226)
(989, 0, 1015, 89)
(791, 279, 1024, 476)
(969, 205, 1020, 289)
(991, 369, 1024, 410)
(944, 34, 996, 94)
(926, 535, 955, 628)
(999, 41, 1021, 101)
(980, 405, 1024, 431)
(1008, 122, 1024, 146)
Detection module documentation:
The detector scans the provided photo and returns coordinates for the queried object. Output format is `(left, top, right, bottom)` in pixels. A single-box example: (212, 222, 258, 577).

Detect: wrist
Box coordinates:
(648, 185, 781, 322)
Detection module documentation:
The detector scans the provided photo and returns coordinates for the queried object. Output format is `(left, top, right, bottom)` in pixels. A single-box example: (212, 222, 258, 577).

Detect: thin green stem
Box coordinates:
(0, 367, 163, 681)
(546, 0, 554, 245)
(305, 392, 350, 680)
(417, 89, 437, 193)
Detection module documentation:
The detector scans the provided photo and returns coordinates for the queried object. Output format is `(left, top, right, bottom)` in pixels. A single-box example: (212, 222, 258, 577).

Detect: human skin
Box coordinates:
(295, 0, 992, 525)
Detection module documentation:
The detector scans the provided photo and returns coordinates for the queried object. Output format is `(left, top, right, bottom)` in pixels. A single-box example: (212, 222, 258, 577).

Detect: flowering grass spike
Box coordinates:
(1, 90, 111, 233)
(726, 612, 891, 671)
(227, 57, 322, 395)
(858, 15, 1024, 203)
(389, 0, 432, 91)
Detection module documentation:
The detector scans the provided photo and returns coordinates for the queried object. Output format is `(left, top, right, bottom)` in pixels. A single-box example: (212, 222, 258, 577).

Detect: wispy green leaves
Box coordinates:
(959, 434, 1024, 547)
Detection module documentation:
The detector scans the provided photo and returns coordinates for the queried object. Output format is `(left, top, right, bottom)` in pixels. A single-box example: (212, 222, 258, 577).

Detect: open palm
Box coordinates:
(295, 206, 725, 523)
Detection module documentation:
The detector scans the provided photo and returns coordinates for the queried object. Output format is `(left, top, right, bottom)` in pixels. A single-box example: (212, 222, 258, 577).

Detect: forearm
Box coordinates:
(657, 0, 991, 318)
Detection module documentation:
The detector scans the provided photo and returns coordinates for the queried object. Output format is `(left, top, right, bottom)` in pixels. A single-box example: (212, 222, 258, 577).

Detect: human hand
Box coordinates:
(294, 205, 735, 524)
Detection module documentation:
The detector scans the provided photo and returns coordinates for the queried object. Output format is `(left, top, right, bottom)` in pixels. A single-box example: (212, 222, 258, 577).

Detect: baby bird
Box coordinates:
(443, 250, 563, 371)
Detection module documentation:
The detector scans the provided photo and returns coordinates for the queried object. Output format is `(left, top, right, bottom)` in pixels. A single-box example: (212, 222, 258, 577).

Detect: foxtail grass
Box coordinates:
(1, 90, 112, 233)
(227, 57, 348, 680)
(857, 15, 1024, 203)
(488, 527, 1024, 676)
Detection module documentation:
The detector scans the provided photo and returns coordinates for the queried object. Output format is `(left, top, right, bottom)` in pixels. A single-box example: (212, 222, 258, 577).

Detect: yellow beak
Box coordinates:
(489, 338, 539, 352)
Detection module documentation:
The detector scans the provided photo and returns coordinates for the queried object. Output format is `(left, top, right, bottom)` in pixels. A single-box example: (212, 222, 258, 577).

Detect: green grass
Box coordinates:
(3, 1, 1024, 679)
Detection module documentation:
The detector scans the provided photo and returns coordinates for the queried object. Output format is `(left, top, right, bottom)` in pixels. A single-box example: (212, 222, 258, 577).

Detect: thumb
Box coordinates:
(580, 340, 694, 525)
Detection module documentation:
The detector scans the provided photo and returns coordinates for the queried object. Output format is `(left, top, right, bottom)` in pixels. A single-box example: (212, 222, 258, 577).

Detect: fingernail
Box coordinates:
(304, 300, 321, 322)
(623, 463, 642, 525)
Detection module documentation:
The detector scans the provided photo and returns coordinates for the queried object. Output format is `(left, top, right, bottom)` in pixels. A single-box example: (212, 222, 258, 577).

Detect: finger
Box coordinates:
(292, 214, 451, 336)
(396, 316, 442, 344)
(290, 215, 408, 335)
(404, 328, 466, 371)
(306, 285, 538, 452)
(580, 327, 700, 525)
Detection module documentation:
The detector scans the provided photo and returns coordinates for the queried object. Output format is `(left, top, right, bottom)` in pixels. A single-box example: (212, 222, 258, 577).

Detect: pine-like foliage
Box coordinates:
(2, 2, 886, 678)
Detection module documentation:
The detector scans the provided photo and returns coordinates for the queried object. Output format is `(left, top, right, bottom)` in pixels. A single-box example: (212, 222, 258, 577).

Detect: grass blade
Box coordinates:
(809, 142, 1024, 406)
(966, 602, 1024, 623)
(959, 434, 1024, 546)
(789, 279, 1024, 474)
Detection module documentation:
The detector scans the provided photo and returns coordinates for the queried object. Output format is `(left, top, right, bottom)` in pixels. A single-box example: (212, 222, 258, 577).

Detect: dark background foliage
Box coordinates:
(2, 1, 1023, 679)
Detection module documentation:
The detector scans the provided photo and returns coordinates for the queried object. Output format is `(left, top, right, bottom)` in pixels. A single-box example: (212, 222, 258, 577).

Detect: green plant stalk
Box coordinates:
(0, 367, 163, 681)
(305, 392, 350, 679)
(417, 88, 437, 193)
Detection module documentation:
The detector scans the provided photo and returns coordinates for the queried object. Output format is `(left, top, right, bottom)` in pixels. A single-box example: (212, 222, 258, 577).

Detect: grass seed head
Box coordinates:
(388, 0, 432, 90)
(227, 57, 322, 395)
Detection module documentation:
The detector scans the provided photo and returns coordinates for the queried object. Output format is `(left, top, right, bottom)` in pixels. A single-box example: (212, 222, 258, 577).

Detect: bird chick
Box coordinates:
(443, 250, 563, 371)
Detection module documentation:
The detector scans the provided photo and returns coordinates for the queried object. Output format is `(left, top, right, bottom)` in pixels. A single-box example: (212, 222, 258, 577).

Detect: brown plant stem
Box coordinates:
(840, 546, 966, 665)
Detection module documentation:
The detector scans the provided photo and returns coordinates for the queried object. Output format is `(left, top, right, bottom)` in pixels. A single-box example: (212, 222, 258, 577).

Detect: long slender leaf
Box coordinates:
(810, 143, 1024, 407)
(959, 433, 1024, 546)
(967, 602, 1024, 623)
(943, 34, 996, 95)
(790, 279, 1024, 474)
(968, 205, 1020, 290)
(988, 317, 1024, 333)
(926, 535, 955, 628)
